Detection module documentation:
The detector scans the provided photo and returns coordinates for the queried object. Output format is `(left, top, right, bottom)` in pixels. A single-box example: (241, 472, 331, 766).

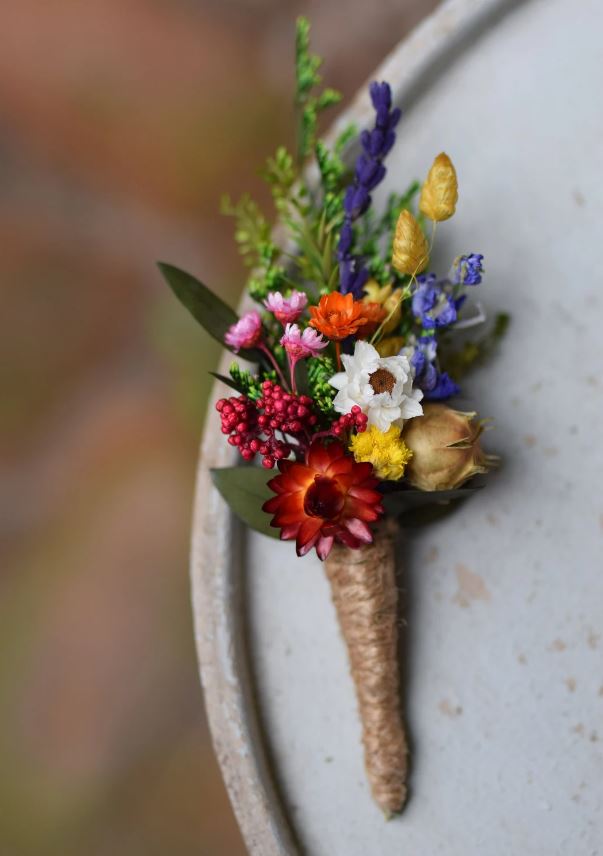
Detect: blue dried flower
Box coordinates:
(427, 371, 460, 400)
(410, 343, 437, 388)
(409, 336, 459, 401)
(451, 253, 484, 286)
(411, 274, 458, 329)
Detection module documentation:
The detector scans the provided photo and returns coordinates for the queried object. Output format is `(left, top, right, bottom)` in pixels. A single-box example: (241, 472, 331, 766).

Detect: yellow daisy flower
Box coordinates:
(350, 424, 413, 481)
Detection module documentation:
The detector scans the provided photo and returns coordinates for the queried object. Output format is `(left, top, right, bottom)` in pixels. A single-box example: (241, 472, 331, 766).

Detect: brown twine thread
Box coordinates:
(324, 519, 407, 817)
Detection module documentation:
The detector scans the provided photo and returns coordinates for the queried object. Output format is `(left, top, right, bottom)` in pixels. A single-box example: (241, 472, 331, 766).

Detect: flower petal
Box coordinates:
(308, 440, 345, 472)
(296, 518, 322, 556)
(329, 371, 347, 390)
(335, 528, 362, 549)
(325, 457, 354, 477)
(286, 463, 315, 489)
(350, 461, 374, 482)
(347, 485, 383, 505)
(349, 502, 382, 523)
(267, 474, 289, 494)
(344, 517, 374, 544)
(316, 535, 335, 560)
(279, 523, 300, 540)
(262, 495, 283, 514)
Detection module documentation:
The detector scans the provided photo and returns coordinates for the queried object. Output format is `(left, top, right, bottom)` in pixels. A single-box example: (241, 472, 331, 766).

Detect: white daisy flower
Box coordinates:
(329, 340, 423, 432)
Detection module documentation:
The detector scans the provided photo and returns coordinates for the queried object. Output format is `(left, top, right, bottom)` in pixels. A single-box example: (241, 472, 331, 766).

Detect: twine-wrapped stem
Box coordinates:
(324, 519, 407, 817)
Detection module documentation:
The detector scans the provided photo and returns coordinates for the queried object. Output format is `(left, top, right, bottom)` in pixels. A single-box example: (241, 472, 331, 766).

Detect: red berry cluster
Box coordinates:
(215, 381, 319, 469)
(216, 396, 260, 462)
(330, 405, 368, 437)
(256, 380, 318, 437)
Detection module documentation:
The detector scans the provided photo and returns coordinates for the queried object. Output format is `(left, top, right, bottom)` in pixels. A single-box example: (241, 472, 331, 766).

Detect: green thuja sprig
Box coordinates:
(383, 182, 421, 235)
(350, 181, 422, 287)
(229, 363, 264, 400)
(220, 193, 272, 265)
(263, 146, 298, 210)
(221, 194, 288, 301)
(229, 363, 277, 399)
(307, 355, 337, 418)
(315, 123, 355, 225)
(224, 19, 346, 302)
(315, 127, 355, 196)
(278, 123, 357, 295)
(295, 17, 342, 164)
(357, 181, 421, 254)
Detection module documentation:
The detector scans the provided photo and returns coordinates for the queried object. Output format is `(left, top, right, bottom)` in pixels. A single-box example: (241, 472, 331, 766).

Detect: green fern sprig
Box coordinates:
(295, 17, 342, 164)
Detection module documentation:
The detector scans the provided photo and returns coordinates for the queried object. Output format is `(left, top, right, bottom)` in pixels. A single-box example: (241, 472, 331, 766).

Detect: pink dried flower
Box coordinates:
(281, 323, 328, 359)
(224, 310, 262, 352)
(264, 290, 308, 325)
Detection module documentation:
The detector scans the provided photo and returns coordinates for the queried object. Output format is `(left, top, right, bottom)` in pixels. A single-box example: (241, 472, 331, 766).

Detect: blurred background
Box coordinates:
(1, 1, 437, 853)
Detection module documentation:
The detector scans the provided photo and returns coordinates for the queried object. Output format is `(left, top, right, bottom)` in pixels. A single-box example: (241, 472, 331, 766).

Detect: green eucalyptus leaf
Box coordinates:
(158, 262, 262, 362)
(211, 466, 279, 539)
(396, 498, 471, 528)
(381, 484, 483, 515)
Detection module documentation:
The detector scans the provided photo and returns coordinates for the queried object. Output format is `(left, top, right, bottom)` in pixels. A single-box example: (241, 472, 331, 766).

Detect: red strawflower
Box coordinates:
(262, 440, 384, 560)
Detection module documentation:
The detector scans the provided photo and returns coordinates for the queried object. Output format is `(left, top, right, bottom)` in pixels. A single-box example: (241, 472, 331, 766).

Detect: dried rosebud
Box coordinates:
(392, 210, 429, 276)
(419, 153, 458, 222)
(402, 403, 496, 491)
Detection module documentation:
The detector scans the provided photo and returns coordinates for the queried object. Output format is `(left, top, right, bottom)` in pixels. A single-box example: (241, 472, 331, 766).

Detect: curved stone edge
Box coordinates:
(325, 0, 514, 146)
(190, 0, 516, 853)
(191, 350, 299, 855)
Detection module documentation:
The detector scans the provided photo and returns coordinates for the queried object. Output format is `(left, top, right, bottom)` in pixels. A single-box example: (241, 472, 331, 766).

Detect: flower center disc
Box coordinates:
(369, 368, 395, 394)
(303, 476, 344, 520)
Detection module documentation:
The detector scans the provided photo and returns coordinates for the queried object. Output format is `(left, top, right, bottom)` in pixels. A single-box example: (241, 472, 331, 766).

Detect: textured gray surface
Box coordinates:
(244, 0, 603, 852)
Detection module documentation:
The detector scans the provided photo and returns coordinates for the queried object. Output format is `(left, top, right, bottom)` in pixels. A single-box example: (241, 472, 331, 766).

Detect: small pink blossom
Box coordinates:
(264, 290, 308, 325)
(280, 323, 328, 359)
(224, 310, 262, 352)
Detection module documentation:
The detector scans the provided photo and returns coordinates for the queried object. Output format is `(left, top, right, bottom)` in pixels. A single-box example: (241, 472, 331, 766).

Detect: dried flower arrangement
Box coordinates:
(161, 17, 507, 817)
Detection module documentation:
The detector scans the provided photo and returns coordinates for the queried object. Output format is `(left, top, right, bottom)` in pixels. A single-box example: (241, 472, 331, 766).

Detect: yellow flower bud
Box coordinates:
(362, 280, 403, 333)
(375, 335, 405, 358)
(402, 403, 497, 491)
(350, 424, 413, 481)
(419, 153, 458, 222)
(363, 279, 392, 304)
(392, 209, 429, 276)
(382, 290, 403, 333)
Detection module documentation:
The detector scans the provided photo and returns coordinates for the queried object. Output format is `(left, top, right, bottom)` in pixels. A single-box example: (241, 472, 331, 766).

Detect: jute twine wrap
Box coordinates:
(324, 520, 408, 817)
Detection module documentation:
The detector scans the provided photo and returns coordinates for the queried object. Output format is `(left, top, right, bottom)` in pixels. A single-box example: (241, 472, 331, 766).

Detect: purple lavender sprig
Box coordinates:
(338, 82, 401, 297)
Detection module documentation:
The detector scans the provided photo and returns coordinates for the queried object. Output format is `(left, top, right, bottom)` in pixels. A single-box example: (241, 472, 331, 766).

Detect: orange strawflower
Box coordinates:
(309, 292, 371, 341)
(356, 301, 387, 338)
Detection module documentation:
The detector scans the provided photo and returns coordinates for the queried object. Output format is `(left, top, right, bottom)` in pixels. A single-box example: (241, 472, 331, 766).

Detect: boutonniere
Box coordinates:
(161, 17, 507, 817)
